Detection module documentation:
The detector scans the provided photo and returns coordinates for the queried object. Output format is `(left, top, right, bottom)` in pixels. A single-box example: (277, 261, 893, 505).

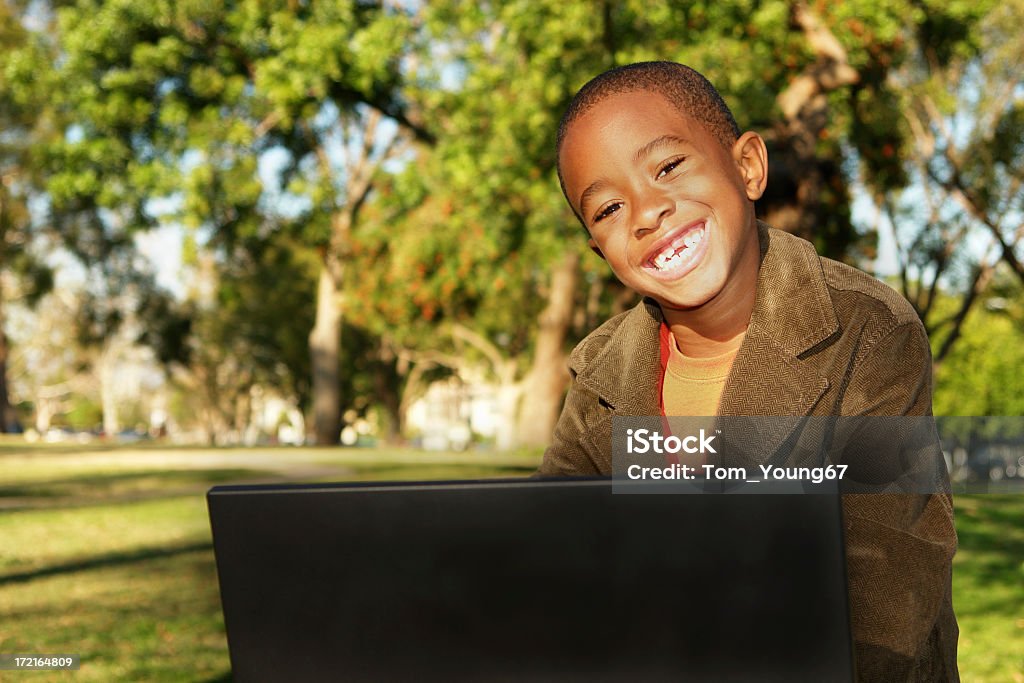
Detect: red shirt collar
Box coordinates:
(657, 321, 672, 417)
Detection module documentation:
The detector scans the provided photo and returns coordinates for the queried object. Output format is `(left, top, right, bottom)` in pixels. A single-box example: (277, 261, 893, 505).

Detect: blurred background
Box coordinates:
(1, 0, 1022, 680)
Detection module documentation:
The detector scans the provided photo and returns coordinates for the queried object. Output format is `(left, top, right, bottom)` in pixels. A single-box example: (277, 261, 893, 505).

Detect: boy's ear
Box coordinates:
(587, 238, 606, 260)
(732, 132, 769, 201)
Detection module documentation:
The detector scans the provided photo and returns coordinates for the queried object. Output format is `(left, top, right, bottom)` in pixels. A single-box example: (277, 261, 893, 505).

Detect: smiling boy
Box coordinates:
(565, 87, 761, 362)
(538, 62, 958, 681)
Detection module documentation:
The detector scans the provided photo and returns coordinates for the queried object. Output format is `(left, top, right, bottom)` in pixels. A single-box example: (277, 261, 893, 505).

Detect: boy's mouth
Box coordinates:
(642, 222, 708, 278)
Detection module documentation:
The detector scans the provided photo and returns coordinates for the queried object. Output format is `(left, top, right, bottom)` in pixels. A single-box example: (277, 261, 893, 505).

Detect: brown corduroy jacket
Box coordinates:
(538, 224, 959, 682)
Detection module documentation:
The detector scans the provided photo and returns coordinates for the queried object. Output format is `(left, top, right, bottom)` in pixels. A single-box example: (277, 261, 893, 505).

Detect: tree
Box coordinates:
(5, 289, 85, 433)
(4, 1, 191, 436)
(0, 1, 55, 432)
(16, 0, 429, 444)
(149, 231, 318, 444)
(342, 1, 627, 449)
(6, 280, 165, 436)
(873, 0, 1021, 362)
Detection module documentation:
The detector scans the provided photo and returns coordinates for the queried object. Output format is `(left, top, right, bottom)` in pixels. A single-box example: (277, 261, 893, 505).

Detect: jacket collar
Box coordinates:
(572, 223, 838, 416)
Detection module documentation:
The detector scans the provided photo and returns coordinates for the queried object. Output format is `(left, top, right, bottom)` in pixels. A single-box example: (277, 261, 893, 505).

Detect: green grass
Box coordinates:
(1, 444, 1021, 681)
(1, 493, 226, 681)
(0, 444, 538, 681)
(951, 494, 1024, 682)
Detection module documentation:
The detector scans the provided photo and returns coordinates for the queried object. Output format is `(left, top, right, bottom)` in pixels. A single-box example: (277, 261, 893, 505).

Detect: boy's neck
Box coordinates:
(667, 317, 749, 359)
(661, 230, 760, 359)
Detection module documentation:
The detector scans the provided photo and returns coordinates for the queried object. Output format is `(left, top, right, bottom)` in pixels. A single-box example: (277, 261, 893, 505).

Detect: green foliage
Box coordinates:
(0, 3, 54, 297)
(64, 395, 102, 430)
(72, 252, 172, 352)
(170, 232, 319, 412)
(960, 97, 1024, 215)
(351, 1, 632, 372)
(878, 0, 1023, 367)
(14, 0, 417, 246)
(210, 234, 319, 406)
(5, 0, 427, 432)
(932, 284, 1024, 417)
(1, 1, 58, 432)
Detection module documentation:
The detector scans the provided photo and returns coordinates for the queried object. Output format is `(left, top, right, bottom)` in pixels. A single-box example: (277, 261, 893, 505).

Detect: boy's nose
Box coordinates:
(633, 188, 674, 238)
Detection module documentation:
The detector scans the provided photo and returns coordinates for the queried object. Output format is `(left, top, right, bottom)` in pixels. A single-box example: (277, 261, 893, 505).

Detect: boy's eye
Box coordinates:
(657, 156, 685, 179)
(593, 202, 622, 224)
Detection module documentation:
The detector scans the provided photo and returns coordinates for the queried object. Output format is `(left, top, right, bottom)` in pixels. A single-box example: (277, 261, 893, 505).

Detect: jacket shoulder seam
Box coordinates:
(854, 318, 930, 369)
(819, 257, 919, 325)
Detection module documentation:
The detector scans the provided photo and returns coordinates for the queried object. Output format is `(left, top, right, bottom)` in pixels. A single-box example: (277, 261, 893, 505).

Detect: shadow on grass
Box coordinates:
(2, 540, 232, 680)
(0, 540, 213, 587)
(339, 463, 537, 482)
(0, 468, 275, 494)
(1, 461, 538, 516)
(0, 469, 290, 512)
(0, 441, 175, 456)
(952, 494, 1024, 620)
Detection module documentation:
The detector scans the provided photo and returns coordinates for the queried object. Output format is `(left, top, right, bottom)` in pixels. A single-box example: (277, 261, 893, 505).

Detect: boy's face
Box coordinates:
(559, 91, 767, 315)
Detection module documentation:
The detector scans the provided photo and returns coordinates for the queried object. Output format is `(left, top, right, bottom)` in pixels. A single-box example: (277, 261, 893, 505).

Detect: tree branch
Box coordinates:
(448, 322, 509, 380)
(936, 166, 1024, 283)
(776, 3, 859, 121)
(935, 259, 996, 364)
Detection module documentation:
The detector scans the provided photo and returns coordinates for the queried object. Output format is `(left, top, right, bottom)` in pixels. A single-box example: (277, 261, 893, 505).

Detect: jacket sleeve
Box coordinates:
(536, 373, 606, 477)
(840, 320, 959, 682)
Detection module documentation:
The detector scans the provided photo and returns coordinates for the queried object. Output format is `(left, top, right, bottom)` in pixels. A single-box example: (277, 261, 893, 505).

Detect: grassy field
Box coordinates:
(1, 441, 1021, 681)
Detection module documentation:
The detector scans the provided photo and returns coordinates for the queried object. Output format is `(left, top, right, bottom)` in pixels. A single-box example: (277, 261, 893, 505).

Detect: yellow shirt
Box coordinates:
(662, 333, 745, 417)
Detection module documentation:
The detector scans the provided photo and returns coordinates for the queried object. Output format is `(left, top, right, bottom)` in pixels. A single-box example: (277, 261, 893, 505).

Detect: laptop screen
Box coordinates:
(208, 478, 853, 682)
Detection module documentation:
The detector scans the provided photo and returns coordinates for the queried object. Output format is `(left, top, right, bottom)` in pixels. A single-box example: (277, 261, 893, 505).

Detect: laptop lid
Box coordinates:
(208, 478, 853, 682)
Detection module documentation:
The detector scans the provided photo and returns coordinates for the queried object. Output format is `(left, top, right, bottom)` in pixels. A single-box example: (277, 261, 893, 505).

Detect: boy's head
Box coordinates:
(556, 61, 768, 315)
(556, 62, 741, 201)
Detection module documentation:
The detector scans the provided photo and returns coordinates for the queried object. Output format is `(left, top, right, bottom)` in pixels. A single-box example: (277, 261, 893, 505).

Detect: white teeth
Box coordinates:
(651, 227, 705, 271)
(655, 252, 676, 269)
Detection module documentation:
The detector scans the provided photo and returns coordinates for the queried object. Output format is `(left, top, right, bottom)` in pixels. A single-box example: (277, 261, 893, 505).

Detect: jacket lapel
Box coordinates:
(717, 225, 837, 463)
(719, 223, 836, 417)
(572, 299, 665, 416)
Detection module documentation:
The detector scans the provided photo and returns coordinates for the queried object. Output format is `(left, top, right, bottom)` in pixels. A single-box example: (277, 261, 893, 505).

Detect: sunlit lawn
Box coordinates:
(1, 442, 1021, 681)
(952, 494, 1024, 682)
(0, 442, 539, 681)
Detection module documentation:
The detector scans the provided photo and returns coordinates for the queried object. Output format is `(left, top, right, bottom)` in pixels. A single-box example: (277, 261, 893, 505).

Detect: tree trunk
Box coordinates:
(494, 376, 522, 451)
(310, 260, 343, 445)
(516, 249, 580, 448)
(0, 196, 15, 434)
(762, 3, 860, 257)
(373, 346, 403, 445)
(98, 342, 119, 437)
(0, 313, 21, 433)
(34, 396, 58, 433)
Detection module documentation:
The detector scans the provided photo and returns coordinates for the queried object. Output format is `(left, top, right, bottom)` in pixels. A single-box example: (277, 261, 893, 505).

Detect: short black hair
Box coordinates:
(556, 61, 741, 221)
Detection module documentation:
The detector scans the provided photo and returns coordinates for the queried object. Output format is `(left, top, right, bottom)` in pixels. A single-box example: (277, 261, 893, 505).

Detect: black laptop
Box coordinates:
(207, 478, 854, 682)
